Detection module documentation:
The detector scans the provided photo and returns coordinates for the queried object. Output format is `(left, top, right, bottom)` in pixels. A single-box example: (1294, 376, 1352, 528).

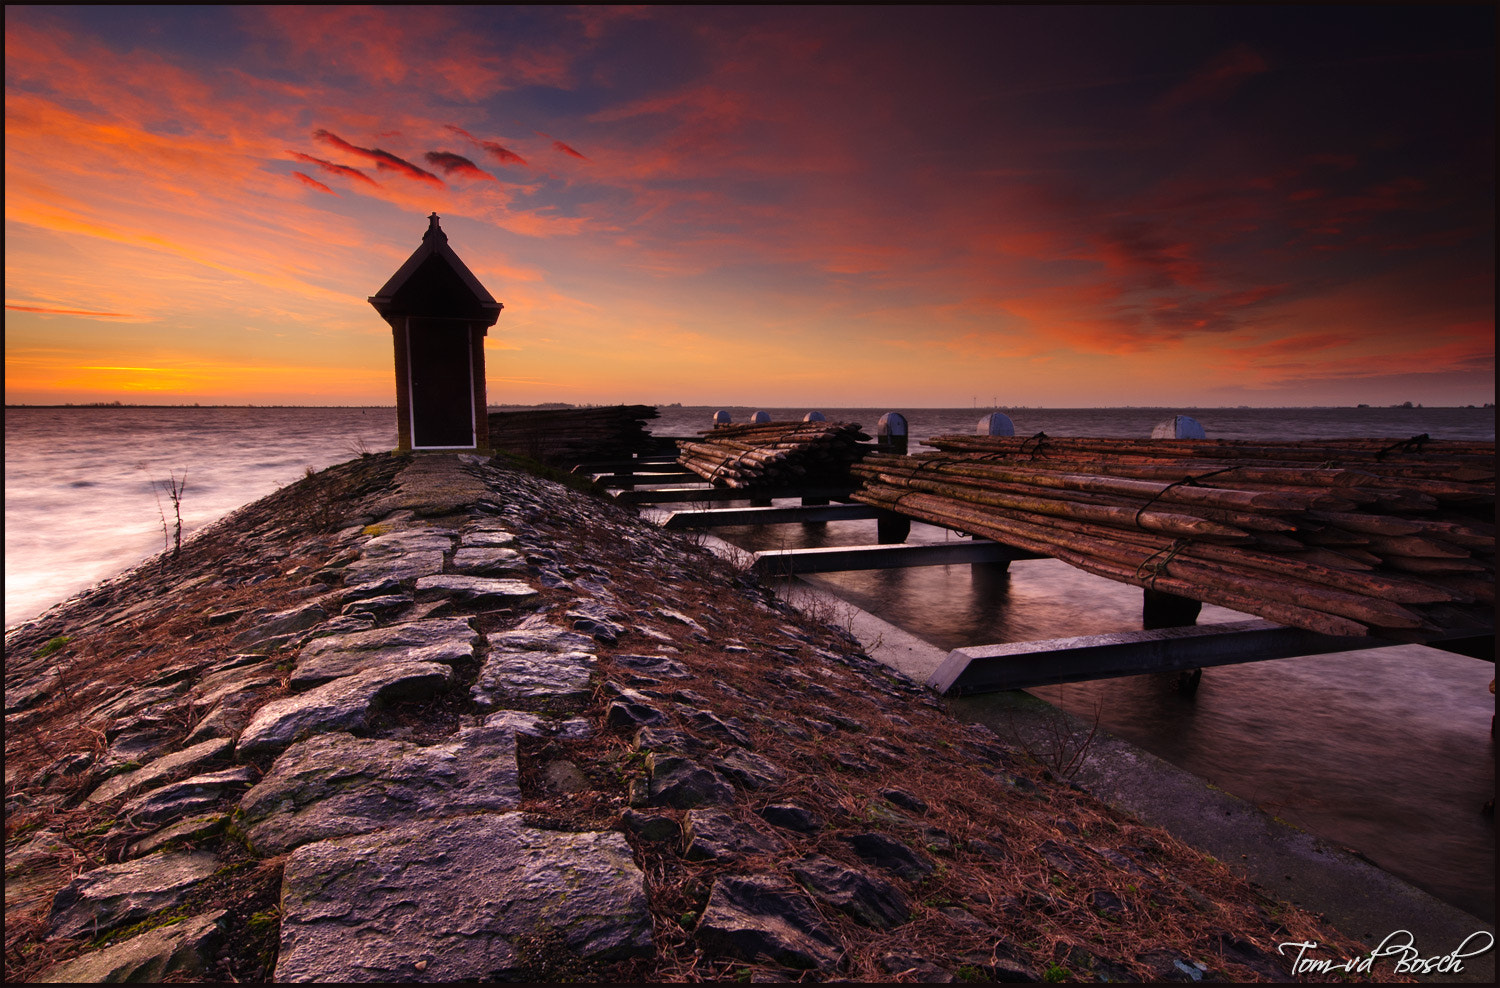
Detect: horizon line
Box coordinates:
(6, 402, 1493, 411)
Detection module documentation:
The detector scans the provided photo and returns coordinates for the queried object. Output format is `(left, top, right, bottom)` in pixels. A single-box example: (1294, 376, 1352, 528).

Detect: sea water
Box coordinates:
(3, 406, 396, 630)
(4, 404, 1494, 922)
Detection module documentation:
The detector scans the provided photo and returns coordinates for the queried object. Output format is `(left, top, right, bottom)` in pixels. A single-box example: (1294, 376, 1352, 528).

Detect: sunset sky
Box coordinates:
(5, 6, 1494, 407)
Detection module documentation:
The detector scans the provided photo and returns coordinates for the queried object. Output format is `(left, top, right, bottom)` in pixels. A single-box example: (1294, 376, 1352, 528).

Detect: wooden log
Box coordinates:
(922, 435, 1494, 483)
(854, 468, 1253, 542)
(863, 478, 1464, 609)
(854, 486, 1373, 637)
(857, 453, 1311, 512)
(977, 507, 1465, 605)
(1377, 555, 1489, 574)
(849, 432, 1493, 639)
(853, 459, 1305, 533)
(678, 421, 869, 490)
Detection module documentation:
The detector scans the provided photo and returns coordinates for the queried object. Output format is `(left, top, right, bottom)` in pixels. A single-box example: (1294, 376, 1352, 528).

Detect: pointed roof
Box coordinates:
(368, 213, 503, 326)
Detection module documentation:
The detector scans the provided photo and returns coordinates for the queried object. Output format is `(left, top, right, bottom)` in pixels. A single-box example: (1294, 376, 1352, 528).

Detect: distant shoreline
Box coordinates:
(6, 403, 1494, 410)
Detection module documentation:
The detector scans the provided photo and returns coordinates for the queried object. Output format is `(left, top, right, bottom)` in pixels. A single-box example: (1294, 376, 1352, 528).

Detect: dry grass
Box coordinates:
(5, 452, 1401, 982)
(507, 491, 1392, 982)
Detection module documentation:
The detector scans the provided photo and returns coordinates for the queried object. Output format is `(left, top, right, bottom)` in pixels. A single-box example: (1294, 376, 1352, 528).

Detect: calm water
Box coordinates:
(4, 404, 1495, 922)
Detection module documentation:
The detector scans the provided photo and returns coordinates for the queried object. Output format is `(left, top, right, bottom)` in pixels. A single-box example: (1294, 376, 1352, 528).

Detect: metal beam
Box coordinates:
(752, 540, 1043, 576)
(1425, 635, 1494, 661)
(593, 470, 699, 486)
(614, 485, 855, 506)
(570, 456, 679, 473)
(660, 503, 881, 529)
(928, 620, 1377, 694)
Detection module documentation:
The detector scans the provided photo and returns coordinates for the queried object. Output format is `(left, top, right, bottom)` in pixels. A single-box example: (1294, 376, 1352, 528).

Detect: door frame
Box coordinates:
(405, 316, 477, 449)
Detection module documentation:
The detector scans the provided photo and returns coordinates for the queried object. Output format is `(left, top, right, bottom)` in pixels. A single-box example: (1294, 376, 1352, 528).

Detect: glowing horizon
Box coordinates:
(5, 7, 1494, 408)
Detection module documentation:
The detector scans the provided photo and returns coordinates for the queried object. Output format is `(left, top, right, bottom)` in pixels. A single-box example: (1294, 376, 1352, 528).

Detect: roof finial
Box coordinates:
(424, 212, 447, 243)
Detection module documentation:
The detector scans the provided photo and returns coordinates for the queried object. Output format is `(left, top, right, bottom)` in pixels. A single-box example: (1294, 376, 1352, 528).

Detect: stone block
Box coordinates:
(276, 813, 651, 981)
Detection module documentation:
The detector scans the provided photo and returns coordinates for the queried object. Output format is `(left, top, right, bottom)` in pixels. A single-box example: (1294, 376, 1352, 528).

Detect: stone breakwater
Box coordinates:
(5, 452, 1380, 982)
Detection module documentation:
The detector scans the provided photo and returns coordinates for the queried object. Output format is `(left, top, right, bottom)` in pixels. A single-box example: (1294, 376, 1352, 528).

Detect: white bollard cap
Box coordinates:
(803, 411, 826, 422)
(750, 410, 771, 424)
(1151, 415, 1206, 439)
(877, 412, 908, 453)
(977, 412, 1015, 436)
(712, 409, 732, 427)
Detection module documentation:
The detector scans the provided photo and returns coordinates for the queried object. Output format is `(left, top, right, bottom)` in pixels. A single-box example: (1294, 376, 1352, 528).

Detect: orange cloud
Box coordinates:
(5, 303, 141, 319)
(4, 343, 392, 402)
(6, 194, 361, 311)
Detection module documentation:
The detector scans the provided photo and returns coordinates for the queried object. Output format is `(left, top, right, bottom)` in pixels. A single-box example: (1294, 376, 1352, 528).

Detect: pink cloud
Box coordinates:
(445, 125, 528, 166)
(288, 151, 379, 187)
(291, 171, 337, 195)
(246, 7, 575, 99)
(568, 6, 653, 41)
(482, 142, 528, 166)
(313, 130, 444, 187)
(423, 151, 495, 182)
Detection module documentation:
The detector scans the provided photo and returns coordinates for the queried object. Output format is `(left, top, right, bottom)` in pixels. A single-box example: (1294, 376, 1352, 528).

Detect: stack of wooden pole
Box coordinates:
(851, 434, 1495, 640)
(678, 421, 870, 489)
(486, 405, 659, 466)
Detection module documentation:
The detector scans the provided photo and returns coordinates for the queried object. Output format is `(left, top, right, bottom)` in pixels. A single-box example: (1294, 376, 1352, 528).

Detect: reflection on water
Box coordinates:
(713, 510, 1495, 924)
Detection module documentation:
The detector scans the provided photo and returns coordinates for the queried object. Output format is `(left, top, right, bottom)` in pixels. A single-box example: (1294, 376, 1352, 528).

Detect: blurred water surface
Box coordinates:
(5, 406, 394, 629)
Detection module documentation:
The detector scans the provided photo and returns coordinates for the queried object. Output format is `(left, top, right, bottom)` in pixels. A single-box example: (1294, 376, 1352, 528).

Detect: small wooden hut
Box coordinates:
(369, 213, 503, 450)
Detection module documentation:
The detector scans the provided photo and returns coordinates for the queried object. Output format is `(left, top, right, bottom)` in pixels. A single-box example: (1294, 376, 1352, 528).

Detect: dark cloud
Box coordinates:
(1099, 219, 1199, 292)
(291, 170, 337, 195)
(288, 151, 379, 187)
(552, 139, 588, 160)
(1158, 43, 1270, 111)
(1285, 176, 1433, 248)
(313, 129, 445, 187)
(445, 124, 528, 166)
(1308, 153, 1358, 172)
(1143, 289, 1271, 336)
(424, 151, 495, 181)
